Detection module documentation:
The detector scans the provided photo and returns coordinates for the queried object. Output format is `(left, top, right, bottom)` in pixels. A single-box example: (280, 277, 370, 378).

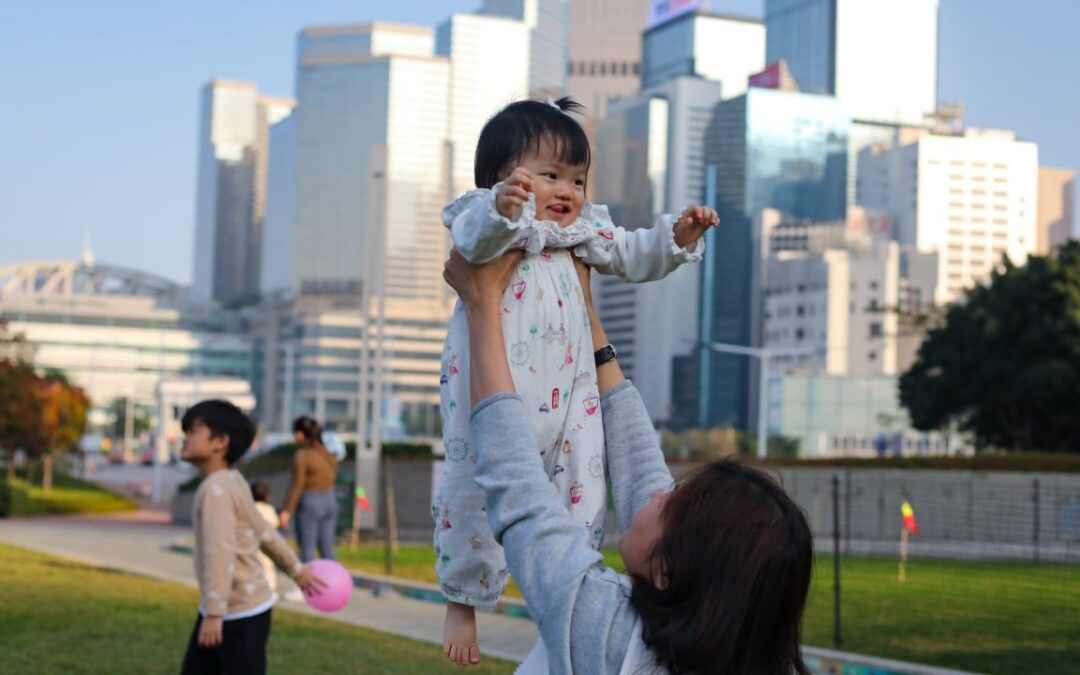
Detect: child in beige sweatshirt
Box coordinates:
(179, 400, 325, 675)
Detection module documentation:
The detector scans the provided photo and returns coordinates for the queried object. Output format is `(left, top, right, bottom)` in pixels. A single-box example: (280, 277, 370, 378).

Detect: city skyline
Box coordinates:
(3, 0, 1078, 285)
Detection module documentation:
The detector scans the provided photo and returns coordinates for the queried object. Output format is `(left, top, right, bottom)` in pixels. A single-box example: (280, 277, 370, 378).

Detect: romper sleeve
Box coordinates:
(442, 186, 546, 263)
(574, 205, 704, 283)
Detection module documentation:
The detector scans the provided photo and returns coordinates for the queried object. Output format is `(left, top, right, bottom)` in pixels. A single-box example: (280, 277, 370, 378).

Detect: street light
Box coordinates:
(698, 341, 818, 459)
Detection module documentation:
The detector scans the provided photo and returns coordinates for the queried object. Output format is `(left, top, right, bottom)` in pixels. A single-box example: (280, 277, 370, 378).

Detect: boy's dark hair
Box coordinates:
(181, 399, 256, 466)
(473, 96, 591, 189)
(628, 459, 814, 675)
(250, 481, 271, 503)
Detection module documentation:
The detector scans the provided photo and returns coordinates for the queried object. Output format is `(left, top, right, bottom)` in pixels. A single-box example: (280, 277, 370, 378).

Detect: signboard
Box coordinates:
(749, 62, 782, 90)
(648, 0, 701, 29)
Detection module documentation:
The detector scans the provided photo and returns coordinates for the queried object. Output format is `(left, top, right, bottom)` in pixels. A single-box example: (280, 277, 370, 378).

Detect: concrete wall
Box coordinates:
(173, 461, 1080, 562)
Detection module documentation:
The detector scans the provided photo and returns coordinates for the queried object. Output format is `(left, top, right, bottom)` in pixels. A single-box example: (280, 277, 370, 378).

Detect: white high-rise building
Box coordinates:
(642, 10, 765, 98)
(436, 14, 530, 198)
(192, 81, 294, 303)
(765, 0, 938, 126)
(481, 0, 570, 97)
(593, 76, 725, 424)
(292, 23, 451, 300)
(858, 129, 1039, 304)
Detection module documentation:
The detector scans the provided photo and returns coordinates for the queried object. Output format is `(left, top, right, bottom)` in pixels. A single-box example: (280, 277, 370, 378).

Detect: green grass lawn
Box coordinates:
(0, 543, 514, 674)
(336, 543, 1078, 674)
(1, 470, 137, 517)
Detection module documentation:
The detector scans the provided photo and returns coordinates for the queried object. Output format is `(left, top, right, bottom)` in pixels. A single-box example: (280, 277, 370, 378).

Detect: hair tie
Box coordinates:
(545, 96, 562, 111)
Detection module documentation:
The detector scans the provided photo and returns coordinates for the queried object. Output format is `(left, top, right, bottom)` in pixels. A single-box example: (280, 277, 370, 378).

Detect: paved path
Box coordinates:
(0, 511, 538, 664)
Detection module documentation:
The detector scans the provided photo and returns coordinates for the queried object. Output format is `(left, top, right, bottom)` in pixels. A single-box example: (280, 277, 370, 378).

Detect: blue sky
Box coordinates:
(1, 0, 1076, 284)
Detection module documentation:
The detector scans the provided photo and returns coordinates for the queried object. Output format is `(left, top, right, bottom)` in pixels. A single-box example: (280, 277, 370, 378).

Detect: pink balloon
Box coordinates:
(303, 559, 353, 613)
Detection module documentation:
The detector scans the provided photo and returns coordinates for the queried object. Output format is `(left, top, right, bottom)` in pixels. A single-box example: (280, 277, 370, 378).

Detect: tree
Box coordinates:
(900, 241, 1080, 452)
(0, 321, 89, 488)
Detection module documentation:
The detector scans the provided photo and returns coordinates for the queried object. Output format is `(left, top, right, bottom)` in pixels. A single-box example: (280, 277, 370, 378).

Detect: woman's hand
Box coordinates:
(278, 511, 290, 530)
(443, 248, 524, 313)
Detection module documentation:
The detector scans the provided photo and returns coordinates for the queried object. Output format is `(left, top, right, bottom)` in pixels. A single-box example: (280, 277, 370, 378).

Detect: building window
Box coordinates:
(869, 351, 877, 360)
(869, 322, 883, 338)
(795, 328, 805, 340)
(633, 62, 640, 75)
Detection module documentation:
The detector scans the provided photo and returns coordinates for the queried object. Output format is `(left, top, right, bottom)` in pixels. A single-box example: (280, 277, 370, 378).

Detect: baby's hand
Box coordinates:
(496, 168, 533, 220)
(673, 205, 719, 248)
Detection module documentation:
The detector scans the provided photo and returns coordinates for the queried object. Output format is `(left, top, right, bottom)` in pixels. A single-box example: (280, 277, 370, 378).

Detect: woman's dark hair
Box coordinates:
(473, 96, 591, 189)
(181, 399, 256, 466)
(251, 481, 271, 503)
(629, 459, 814, 675)
(292, 415, 323, 445)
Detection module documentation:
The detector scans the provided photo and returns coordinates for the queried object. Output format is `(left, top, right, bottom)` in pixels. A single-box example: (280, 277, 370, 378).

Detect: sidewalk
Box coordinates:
(0, 511, 538, 663)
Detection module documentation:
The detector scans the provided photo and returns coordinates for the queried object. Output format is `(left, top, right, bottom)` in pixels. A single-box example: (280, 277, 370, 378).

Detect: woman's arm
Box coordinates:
(574, 259, 673, 532)
(280, 451, 306, 524)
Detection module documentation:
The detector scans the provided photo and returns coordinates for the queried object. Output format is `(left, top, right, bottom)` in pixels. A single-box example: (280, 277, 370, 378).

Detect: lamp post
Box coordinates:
(698, 341, 817, 459)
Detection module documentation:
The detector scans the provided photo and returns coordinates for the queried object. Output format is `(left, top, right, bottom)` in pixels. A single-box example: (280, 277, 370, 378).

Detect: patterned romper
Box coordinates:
(433, 185, 702, 607)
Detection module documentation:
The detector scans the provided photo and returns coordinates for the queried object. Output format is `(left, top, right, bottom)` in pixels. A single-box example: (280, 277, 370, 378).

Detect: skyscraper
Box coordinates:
(764, 0, 939, 126)
(1036, 167, 1076, 253)
(858, 129, 1039, 305)
(292, 23, 450, 299)
(696, 87, 849, 430)
(260, 114, 296, 296)
(436, 14, 530, 197)
(593, 76, 726, 423)
(567, 0, 651, 117)
(481, 0, 570, 97)
(192, 80, 294, 304)
(641, 10, 765, 97)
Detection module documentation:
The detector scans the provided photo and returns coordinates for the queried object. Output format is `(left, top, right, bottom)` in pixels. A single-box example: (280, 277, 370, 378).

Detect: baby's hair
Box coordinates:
(250, 480, 271, 503)
(474, 96, 592, 189)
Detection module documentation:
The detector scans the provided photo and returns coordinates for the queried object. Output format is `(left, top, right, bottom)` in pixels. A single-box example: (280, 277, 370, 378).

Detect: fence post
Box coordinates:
(383, 457, 397, 576)
(1032, 478, 1040, 564)
(832, 474, 842, 648)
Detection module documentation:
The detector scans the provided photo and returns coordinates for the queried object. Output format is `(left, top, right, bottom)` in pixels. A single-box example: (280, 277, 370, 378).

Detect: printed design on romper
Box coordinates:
(551, 387, 560, 410)
(440, 505, 453, 532)
(512, 278, 527, 301)
(570, 482, 583, 505)
(573, 370, 594, 388)
(557, 343, 575, 371)
(448, 353, 460, 377)
(562, 439, 572, 457)
(558, 272, 576, 298)
(446, 437, 468, 462)
(509, 341, 530, 367)
(541, 322, 568, 345)
(468, 532, 483, 550)
(588, 453, 604, 479)
(480, 568, 491, 589)
(584, 394, 599, 416)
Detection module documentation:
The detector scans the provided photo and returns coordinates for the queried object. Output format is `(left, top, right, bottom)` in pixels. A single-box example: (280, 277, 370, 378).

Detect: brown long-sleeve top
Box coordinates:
(282, 445, 339, 515)
(192, 469, 303, 617)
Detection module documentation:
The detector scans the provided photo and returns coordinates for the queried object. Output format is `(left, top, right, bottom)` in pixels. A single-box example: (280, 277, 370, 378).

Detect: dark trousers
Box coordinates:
(295, 490, 338, 562)
(180, 609, 272, 675)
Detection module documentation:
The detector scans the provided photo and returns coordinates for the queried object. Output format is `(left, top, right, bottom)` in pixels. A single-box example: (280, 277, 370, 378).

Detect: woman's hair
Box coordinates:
(473, 96, 592, 189)
(628, 459, 814, 675)
(292, 415, 323, 445)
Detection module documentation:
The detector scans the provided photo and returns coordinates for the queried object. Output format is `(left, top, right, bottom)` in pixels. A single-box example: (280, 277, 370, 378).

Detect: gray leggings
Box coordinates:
(294, 491, 338, 562)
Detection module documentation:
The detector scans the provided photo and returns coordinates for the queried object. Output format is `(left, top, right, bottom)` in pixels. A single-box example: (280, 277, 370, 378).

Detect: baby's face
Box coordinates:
(516, 139, 587, 228)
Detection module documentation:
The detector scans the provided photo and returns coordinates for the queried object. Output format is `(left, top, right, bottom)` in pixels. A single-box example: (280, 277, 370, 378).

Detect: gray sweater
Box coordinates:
(471, 381, 674, 674)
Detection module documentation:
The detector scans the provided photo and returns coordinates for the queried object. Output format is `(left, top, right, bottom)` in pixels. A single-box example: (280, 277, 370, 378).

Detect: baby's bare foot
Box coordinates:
(443, 601, 482, 666)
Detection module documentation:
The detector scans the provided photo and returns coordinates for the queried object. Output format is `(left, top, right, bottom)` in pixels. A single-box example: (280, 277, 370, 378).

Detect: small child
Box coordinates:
(434, 96, 717, 666)
(250, 481, 280, 597)
(180, 400, 324, 675)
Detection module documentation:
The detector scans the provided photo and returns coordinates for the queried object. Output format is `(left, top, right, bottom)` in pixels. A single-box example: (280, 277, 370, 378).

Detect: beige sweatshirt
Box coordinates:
(192, 469, 303, 617)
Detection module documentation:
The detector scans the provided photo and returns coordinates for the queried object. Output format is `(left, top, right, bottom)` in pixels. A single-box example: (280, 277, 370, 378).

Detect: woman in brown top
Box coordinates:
(279, 416, 340, 561)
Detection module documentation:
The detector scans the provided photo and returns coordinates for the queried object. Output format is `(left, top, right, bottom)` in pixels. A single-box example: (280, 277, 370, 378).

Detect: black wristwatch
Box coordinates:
(594, 344, 618, 367)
